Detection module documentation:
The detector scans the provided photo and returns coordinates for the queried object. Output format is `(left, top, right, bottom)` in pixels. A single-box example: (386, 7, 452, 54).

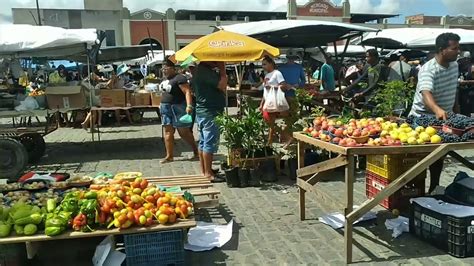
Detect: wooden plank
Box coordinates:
(149, 180, 211, 186)
(299, 187, 306, 221)
(0, 219, 197, 244)
(146, 174, 204, 179)
(148, 178, 210, 184)
(194, 199, 220, 208)
(347, 144, 451, 222)
(297, 178, 315, 193)
(298, 140, 307, 221)
(344, 155, 355, 264)
(297, 155, 348, 179)
(447, 151, 474, 170)
(186, 189, 220, 197)
(346, 142, 474, 155)
(293, 133, 348, 155)
(170, 184, 213, 189)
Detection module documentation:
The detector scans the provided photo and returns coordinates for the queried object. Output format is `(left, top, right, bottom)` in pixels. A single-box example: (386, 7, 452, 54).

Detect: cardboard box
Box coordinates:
(46, 86, 86, 109)
(100, 89, 126, 107)
(150, 93, 161, 106)
(130, 92, 151, 106)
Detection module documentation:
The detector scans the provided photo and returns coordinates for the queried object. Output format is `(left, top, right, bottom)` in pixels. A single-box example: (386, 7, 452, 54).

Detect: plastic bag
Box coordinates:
(263, 86, 289, 113)
(14, 96, 39, 111)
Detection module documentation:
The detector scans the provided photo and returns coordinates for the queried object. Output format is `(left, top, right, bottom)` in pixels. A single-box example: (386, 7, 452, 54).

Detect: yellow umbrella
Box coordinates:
(174, 30, 280, 62)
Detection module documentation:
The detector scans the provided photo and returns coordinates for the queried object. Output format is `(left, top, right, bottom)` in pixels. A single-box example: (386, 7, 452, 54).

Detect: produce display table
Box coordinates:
(293, 132, 474, 263)
(0, 219, 196, 259)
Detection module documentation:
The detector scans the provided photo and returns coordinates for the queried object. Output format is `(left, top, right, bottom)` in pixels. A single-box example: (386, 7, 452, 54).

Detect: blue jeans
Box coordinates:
(196, 113, 220, 154)
(160, 103, 191, 128)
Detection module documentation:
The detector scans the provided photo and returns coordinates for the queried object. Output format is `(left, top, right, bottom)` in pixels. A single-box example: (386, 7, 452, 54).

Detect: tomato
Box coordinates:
(168, 213, 177, 223)
(107, 199, 116, 208)
(123, 195, 131, 203)
(126, 211, 134, 222)
(118, 214, 127, 224)
(145, 217, 154, 226)
(145, 195, 155, 203)
(99, 212, 107, 224)
(180, 205, 188, 217)
(140, 180, 148, 190)
(153, 193, 160, 201)
(101, 203, 111, 213)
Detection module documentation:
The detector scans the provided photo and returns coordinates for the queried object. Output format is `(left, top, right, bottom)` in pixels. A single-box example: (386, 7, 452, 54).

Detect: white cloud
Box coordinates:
(347, 0, 400, 14)
(441, 0, 474, 16)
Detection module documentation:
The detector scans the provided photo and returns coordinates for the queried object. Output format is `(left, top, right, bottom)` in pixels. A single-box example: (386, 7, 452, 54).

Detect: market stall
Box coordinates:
(294, 115, 474, 263)
(0, 172, 198, 265)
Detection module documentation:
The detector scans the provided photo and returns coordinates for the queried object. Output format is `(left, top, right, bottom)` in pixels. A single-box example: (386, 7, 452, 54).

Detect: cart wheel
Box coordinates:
(18, 133, 46, 163)
(0, 137, 28, 181)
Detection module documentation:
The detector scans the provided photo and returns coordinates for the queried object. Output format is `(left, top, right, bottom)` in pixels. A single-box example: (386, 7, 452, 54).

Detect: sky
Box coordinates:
(1, 0, 473, 25)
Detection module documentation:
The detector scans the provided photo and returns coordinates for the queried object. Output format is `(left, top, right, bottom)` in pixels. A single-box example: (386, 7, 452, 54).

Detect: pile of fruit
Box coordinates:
(0, 177, 193, 238)
(302, 116, 473, 147)
(28, 89, 45, 97)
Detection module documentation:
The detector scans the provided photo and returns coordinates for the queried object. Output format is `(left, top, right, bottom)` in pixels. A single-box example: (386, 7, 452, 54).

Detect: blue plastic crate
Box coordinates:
(124, 230, 184, 266)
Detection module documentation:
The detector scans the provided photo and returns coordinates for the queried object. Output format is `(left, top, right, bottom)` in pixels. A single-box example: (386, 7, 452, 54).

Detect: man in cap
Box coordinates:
(278, 49, 306, 94)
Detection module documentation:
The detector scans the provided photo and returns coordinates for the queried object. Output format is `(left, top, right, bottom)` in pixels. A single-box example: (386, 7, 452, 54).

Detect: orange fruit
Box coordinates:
(158, 214, 169, 224)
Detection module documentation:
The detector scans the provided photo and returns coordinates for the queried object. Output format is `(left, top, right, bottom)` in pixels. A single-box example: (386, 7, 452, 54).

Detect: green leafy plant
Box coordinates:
(371, 80, 414, 118)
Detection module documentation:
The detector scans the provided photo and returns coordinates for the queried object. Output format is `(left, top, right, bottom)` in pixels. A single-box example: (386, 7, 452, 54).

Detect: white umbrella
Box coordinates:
(221, 19, 378, 48)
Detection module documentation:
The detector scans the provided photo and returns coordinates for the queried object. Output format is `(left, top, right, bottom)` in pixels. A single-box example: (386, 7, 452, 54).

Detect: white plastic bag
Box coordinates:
(15, 96, 39, 111)
(263, 86, 289, 113)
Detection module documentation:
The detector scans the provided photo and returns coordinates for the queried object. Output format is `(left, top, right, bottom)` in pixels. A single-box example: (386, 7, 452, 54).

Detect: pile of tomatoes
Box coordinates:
(92, 177, 193, 229)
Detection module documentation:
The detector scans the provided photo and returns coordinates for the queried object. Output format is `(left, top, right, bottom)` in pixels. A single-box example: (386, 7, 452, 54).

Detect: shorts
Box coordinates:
(160, 103, 191, 128)
(196, 113, 220, 154)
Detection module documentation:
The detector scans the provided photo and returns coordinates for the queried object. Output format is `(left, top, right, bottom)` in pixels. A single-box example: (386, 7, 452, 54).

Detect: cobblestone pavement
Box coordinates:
(3, 113, 474, 265)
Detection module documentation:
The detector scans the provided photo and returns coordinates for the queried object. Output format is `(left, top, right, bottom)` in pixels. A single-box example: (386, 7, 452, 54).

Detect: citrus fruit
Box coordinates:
(407, 137, 417, 145)
(400, 123, 410, 128)
(415, 126, 424, 133)
(416, 138, 425, 144)
(419, 132, 430, 142)
(425, 126, 437, 136)
(158, 214, 169, 224)
(431, 134, 442, 144)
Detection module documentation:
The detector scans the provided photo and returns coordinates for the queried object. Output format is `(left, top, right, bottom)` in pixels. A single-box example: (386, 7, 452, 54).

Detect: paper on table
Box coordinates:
(103, 250, 126, 266)
(319, 207, 377, 229)
(184, 220, 233, 252)
(92, 236, 113, 266)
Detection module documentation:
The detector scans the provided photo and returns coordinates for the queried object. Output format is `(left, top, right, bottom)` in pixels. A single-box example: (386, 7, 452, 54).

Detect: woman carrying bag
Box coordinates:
(259, 55, 291, 145)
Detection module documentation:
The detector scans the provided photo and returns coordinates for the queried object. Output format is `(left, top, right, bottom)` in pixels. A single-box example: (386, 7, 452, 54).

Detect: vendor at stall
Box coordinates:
(278, 49, 305, 93)
(458, 51, 474, 116)
(408, 32, 461, 193)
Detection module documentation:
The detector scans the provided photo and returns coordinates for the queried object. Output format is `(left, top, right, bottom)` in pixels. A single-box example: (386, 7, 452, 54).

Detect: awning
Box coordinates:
(221, 19, 378, 48)
(360, 28, 474, 49)
(0, 24, 98, 58)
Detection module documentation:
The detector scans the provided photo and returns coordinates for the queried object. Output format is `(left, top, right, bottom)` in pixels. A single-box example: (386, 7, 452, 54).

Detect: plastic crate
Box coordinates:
(366, 170, 425, 210)
(124, 230, 184, 266)
(367, 153, 427, 180)
(410, 196, 474, 258)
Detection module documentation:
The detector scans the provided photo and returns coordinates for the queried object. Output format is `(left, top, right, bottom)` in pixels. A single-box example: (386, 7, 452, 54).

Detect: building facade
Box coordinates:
(11, 0, 474, 50)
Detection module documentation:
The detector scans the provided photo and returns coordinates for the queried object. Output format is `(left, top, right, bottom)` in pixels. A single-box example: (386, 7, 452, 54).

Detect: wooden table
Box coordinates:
(293, 132, 474, 263)
(0, 219, 196, 259)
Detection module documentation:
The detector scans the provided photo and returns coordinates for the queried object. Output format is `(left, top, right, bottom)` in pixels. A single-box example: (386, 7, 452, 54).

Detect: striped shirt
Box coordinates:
(409, 58, 458, 117)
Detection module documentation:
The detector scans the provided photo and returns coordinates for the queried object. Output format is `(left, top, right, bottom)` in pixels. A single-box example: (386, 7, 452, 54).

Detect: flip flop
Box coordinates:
(210, 176, 226, 183)
(160, 158, 174, 164)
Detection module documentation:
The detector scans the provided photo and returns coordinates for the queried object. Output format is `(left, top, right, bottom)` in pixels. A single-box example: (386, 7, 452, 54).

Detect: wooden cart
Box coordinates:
(293, 132, 474, 263)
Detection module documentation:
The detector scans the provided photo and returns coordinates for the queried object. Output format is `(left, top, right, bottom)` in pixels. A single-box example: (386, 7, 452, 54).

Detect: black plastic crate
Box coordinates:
(446, 175, 474, 206)
(124, 230, 184, 266)
(410, 196, 474, 258)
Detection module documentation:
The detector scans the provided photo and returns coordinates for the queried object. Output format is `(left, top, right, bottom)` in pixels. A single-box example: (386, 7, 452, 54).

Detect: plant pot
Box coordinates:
(259, 159, 278, 182)
(224, 167, 240, 188)
(249, 168, 261, 187)
(238, 168, 250, 187)
(288, 158, 298, 180)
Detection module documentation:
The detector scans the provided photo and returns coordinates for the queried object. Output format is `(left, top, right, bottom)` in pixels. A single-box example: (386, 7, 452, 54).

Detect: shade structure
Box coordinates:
(221, 19, 378, 48)
(360, 28, 474, 49)
(174, 30, 280, 62)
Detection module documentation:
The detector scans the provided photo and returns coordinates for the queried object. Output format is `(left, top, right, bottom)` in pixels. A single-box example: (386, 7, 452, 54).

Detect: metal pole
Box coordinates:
(87, 56, 94, 142)
(36, 0, 42, 26)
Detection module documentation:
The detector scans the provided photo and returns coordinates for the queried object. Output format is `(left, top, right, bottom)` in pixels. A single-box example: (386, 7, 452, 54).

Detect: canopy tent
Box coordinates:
(221, 20, 378, 48)
(360, 28, 474, 50)
(0, 24, 98, 58)
(325, 45, 374, 57)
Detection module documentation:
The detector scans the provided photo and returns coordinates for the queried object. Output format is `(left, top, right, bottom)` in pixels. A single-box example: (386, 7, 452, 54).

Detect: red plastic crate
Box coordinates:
(366, 170, 425, 210)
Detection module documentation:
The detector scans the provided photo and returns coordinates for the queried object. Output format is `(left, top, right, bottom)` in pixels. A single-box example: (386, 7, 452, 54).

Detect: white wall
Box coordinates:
(81, 10, 123, 46)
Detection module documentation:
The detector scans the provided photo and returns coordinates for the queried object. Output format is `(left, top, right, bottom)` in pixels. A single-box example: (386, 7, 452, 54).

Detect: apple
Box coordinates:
(319, 133, 327, 140)
(325, 135, 332, 142)
(353, 129, 361, 137)
(314, 118, 322, 126)
(311, 130, 319, 138)
(335, 129, 344, 137)
(333, 137, 341, 143)
(303, 127, 309, 133)
(328, 120, 335, 126)
(338, 139, 347, 146)
(308, 127, 313, 132)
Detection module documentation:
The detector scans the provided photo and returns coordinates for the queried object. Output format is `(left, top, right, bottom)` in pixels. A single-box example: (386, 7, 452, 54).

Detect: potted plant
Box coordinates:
(215, 113, 243, 188)
(370, 80, 415, 119)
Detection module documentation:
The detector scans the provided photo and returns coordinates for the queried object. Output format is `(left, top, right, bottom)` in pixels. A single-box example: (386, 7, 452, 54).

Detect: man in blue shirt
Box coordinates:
(320, 54, 335, 91)
(278, 49, 306, 97)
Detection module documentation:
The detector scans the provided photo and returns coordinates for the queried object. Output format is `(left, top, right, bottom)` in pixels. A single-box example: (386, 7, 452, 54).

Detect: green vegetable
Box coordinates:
(11, 208, 32, 221)
(24, 224, 37, 236)
(45, 218, 66, 228)
(15, 213, 43, 226)
(47, 199, 57, 213)
(79, 199, 98, 225)
(0, 224, 11, 237)
(84, 191, 97, 199)
(31, 206, 41, 214)
(45, 226, 64, 236)
(0, 207, 9, 221)
(14, 224, 24, 235)
(59, 193, 79, 214)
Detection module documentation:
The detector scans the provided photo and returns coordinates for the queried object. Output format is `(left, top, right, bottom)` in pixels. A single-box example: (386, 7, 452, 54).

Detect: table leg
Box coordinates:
(297, 140, 307, 221)
(25, 241, 39, 259)
(344, 155, 355, 264)
(90, 111, 95, 142)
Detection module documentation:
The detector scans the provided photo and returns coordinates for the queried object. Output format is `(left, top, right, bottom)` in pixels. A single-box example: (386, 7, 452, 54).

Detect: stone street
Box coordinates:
(4, 113, 474, 265)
